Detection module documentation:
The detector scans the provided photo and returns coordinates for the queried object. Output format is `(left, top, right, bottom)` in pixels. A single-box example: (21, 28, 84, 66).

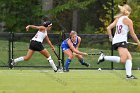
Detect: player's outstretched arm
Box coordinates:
(125, 18, 140, 47)
(45, 35, 55, 51)
(67, 39, 87, 56)
(26, 25, 45, 32)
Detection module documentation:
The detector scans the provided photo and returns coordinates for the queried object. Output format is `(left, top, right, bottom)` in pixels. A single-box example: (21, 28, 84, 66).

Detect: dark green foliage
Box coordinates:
(0, 0, 140, 34)
(0, 0, 43, 32)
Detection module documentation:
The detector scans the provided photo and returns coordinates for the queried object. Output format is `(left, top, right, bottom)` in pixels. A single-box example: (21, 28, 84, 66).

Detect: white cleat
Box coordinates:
(9, 59, 16, 69)
(126, 75, 138, 79)
(97, 53, 105, 64)
(11, 59, 16, 66)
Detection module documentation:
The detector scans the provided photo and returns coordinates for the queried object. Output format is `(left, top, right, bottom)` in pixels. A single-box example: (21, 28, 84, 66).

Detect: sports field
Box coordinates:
(0, 69, 140, 93)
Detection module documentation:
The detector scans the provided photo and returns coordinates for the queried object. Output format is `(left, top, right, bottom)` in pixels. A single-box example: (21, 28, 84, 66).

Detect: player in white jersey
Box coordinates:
(10, 21, 58, 72)
(97, 4, 140, 79)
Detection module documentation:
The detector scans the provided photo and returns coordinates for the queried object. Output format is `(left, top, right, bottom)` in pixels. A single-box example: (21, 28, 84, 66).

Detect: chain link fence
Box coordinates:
(0, 32, 10, 67)
(0, 32, 140, 70)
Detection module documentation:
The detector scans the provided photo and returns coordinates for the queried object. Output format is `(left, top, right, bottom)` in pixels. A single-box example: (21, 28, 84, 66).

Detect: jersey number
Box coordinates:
(116, 25, 123, 34)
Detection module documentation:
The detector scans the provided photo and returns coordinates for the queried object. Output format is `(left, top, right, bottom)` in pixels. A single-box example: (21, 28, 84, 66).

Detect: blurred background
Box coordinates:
(0, 0, 140, 34)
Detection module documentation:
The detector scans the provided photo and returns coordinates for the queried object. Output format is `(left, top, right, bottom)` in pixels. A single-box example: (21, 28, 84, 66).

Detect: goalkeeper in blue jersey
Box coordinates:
(61, 31, 90, 72)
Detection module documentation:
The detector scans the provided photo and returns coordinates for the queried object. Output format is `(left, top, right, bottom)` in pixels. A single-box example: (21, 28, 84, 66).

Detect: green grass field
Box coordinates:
(0, 39, 140, 93)
(0, 69, 140, 93)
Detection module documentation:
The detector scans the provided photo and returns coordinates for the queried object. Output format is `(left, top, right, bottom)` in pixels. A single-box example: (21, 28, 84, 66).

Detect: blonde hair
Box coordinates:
(70, 30, 77, 37)
(114, 4, 132, 18)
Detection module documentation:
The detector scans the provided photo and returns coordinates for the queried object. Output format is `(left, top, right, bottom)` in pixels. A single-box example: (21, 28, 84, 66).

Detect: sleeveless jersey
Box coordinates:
(113, 16, 129, 45)
(61, 37, 79, 51)
(32, 31, 47, 43)
(70, 37, 79, 48)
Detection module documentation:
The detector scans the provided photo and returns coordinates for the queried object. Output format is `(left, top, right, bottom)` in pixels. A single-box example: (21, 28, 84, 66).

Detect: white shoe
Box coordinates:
(97, 53, 105, 64)
(9, 59, 15, 69)
(11, 59, 16, 66)
(126, 75, 138, 79)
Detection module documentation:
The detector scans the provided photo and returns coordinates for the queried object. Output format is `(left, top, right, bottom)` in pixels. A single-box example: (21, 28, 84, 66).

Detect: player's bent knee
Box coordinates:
(47, 56, 52, 60)
(128, 57, 132, 60)
(120, 58, 127, 64)
(69, 55, 74, 59)
(120, 61, 125, 64)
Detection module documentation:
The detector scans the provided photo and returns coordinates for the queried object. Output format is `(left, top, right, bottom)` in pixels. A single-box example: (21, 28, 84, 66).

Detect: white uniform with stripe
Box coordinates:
(113, 16, 129, 45)
(32, 31, 47, 43)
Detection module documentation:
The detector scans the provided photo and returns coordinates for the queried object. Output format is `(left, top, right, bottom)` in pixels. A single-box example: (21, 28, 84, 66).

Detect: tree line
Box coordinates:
(0, 0, 140, 34)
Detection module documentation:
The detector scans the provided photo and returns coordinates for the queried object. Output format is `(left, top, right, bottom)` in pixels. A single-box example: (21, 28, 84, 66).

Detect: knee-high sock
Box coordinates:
(79, 58, 86, 65)
(47, 56, 57, 71)
(125, 59, 132, 76)
(79, 58, 84, 64)
(104, 56, 120, 63)
(65, 59, 71, 70)
(14, 57, 24, 63)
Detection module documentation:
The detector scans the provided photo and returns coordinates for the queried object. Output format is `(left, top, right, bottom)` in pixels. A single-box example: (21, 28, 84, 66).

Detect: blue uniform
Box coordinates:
(61, 36, 89, 71)
(61, 37, 79, 51)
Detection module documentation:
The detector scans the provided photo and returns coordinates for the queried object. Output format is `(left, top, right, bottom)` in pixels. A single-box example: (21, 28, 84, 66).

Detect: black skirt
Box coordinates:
(113, 41, 128, 50)
(29, 40, 44, 51)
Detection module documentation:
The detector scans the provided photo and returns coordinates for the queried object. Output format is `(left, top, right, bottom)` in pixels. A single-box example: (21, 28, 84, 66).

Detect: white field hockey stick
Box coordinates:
(127, 42, 138, 45)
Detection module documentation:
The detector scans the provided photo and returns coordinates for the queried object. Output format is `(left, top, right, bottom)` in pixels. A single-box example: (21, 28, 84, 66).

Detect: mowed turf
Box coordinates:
(0, 70, 140, 93)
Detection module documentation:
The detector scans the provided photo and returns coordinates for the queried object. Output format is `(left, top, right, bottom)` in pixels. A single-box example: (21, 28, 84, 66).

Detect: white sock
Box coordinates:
(104, 56, 120, 63)
(14, 57, 24, 63)
(47, 56, 57, 71)
(125, 59, 132, 76)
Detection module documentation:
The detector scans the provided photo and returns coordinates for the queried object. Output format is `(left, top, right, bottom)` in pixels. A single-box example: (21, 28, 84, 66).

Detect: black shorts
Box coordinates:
(113, 41, 128, 50)
(29, 40, 44, 51)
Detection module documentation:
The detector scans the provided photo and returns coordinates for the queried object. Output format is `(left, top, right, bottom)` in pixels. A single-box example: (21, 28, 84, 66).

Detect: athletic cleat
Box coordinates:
(54, 70, 57, 72)
(11, 59, 16, 66)
(54, 66, 63, 72)
(97, 53, 105, 64)
(126, 75, 138, 79)
(84, 62, 90, 67)
(63, 69, 69, 72)
(9, 59, 15, 69)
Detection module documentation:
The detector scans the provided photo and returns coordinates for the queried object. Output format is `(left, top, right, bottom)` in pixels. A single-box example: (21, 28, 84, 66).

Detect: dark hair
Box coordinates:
(43, 21, 52, 27)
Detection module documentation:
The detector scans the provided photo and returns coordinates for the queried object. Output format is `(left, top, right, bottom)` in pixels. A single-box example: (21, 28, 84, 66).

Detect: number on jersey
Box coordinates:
(116, 25, 123, 34)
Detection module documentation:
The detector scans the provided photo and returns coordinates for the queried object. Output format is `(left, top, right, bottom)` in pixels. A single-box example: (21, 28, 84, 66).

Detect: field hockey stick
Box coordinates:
(53, 50, 60, 60)
(53, 51, 63, 69)
(88, 51, 103, 55)
(88, 53, 101, 55)
(127, 42, 138, 45)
